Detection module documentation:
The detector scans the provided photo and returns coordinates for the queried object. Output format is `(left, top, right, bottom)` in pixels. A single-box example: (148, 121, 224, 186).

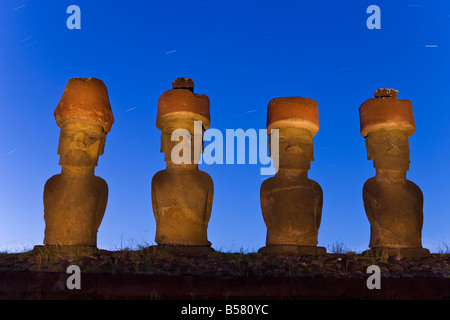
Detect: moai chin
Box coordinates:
(360, 88, 430, 258)
(151, 78, 214, 256)
(38, 78, 114, 251)
(259, 97, 326, 256)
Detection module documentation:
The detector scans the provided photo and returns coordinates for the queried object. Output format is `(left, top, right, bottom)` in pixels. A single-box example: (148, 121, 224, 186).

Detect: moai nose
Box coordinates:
(387, 137, 402, 155)
(70, 132, 87, 150)
(387, 145, 401, 156)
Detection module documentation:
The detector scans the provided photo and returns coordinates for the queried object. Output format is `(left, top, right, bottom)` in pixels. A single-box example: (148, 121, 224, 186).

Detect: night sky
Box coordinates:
(0, 0, 449, 253)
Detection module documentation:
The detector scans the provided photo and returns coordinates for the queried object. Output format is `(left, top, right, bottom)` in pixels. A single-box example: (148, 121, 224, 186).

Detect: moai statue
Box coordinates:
(38, 78, 114, 250)
(360, 88, 430, 258)
(151, 78, 214, 256)
(259, 97, 326, 255)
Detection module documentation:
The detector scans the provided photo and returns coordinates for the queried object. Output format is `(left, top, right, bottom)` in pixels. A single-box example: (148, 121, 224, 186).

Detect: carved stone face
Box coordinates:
(365, 129, 410, 171)
(160, 119, 204, 165)
(58, 122, 106, 167)
(271, 127, 314, 170)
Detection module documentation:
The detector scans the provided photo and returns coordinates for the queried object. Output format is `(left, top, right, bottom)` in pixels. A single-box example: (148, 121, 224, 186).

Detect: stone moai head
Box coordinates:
(54, 78, 114, 168)
(267, 97, 319, 171)
(360, 88, 415, 172)
(156, 78, 210, 166)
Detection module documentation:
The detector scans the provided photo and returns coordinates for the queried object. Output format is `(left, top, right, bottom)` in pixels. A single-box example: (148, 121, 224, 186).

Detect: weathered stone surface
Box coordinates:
(147, 245, 214, 257)
(359, 89, 429, 258)
(267, 97, 319, 136)
(54, 77, 114, 133)
(0, 250, 448, 299)
(171, 77, 195, 91)
(260, 97, 325, 255)
(374, 88, 398, 99)
(359, 88, 415, 138)
(41, 77, 113, 249)
(156, 78, 210, 130)
(1, 250, 449, 277)
(152, 79, 214, 255)
(259, 245, 326, 256)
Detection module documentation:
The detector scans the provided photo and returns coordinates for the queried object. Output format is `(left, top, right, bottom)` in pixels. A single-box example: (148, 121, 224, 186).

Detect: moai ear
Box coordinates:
(160, 133, 164, 153)
(201, 133, 205, 154)
(57, 134, 63, 155)
(365, 138, 373, 160)
(98, 133, 106, 156)
(202, 126, 206, 153)
(268, 133, 272, 157)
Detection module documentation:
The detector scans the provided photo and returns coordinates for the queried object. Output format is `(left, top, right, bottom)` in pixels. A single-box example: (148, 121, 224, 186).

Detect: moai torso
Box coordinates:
(261, 173, 323, 246)
(44, 174, 108, 246)
(152, 169, 213, 246)
(363, 177, 423, 248)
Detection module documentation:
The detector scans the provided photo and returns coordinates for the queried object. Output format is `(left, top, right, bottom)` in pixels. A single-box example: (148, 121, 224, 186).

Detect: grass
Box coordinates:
(0, 241, 449, 275)
(437, 241, 450, 255)
(327, 240, 354, 254)
(0, 243, 449, 280)
(1, 239, 449, 256)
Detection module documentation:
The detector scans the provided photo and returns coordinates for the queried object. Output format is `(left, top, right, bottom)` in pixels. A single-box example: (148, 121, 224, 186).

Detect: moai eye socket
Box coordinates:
(372, 136, 387, 144)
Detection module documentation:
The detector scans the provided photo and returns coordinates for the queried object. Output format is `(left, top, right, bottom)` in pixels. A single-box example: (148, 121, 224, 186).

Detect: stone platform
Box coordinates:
(0, 272, 449, 300)
(0, 248, 448, 300)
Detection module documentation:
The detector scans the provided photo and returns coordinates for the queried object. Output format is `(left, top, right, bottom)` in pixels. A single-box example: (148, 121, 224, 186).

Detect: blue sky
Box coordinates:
(0, 0, 449, 253)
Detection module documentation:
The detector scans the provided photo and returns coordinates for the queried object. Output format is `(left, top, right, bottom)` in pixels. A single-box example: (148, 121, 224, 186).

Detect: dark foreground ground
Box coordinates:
(0, 246, 449, 300)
